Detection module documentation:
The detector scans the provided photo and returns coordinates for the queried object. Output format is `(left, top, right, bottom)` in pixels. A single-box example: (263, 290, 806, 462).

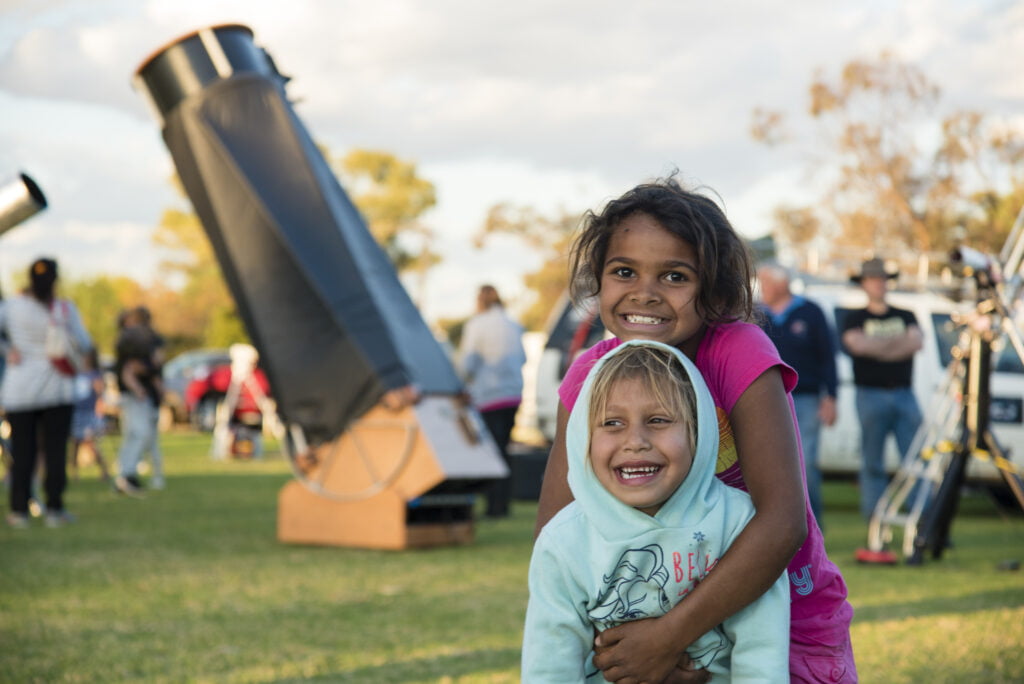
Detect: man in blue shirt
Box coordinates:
(757, 263, 838, 528)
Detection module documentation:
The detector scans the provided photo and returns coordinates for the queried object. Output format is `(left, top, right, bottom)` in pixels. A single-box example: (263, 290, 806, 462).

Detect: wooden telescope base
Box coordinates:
(275, 397, 506, 550)
(277, 480, 476, 550)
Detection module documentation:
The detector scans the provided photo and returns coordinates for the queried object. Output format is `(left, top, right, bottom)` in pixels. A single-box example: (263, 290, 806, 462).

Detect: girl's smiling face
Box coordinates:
(599, 213, 705, 357)
(589, 376, 693, 516)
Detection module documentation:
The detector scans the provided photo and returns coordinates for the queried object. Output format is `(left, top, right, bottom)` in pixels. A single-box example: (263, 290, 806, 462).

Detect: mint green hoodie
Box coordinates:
(522, 340, 790, 682)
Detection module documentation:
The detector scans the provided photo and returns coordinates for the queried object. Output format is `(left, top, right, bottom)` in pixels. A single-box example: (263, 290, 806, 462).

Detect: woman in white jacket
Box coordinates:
(1, 258, 92, 528)
(522, 341, 789, 682)
(457, 285, 526, 518)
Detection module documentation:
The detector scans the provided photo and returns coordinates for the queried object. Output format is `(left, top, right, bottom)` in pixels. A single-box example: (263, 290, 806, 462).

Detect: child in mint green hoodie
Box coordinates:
(522, 340, 789, 682)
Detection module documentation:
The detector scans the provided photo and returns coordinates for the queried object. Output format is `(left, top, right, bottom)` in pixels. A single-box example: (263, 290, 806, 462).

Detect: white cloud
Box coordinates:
(1, 0, 1023, 324)
(0, 217, 164, 293)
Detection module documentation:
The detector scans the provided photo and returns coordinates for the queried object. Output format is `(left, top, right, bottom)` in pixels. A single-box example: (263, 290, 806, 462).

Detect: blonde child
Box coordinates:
(523, 341, 789, 682)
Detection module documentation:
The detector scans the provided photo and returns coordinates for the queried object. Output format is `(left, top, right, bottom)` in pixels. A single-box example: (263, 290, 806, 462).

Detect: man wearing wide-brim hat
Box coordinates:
(840, 257, 924, 522)
(849, 257, 897, 284)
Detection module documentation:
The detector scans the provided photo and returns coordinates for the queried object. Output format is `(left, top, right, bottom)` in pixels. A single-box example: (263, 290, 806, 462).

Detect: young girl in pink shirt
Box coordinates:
(534, 175, 857, 683)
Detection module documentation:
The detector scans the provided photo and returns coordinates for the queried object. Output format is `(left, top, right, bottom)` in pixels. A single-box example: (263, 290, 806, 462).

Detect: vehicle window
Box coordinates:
(931, 314, 958, 368)
(545, 303, 589, 351)
(545, 300, 604, 351)
(931, 313, 1024, 374)
(994, 336, 1024, 374)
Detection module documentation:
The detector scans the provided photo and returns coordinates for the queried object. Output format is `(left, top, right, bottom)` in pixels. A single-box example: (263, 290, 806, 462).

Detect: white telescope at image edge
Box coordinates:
(949, 245, 995, 275)
(0, 173, 48, 235)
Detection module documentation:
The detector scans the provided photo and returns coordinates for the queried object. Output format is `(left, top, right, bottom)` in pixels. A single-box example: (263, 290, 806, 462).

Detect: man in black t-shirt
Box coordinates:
(840, 258, 923, 519)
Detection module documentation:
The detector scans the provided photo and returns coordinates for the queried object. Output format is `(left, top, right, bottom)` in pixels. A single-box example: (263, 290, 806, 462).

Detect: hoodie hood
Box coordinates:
(565, 340, 721, 542)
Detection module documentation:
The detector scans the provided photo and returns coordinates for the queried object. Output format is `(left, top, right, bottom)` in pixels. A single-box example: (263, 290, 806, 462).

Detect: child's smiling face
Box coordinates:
(598, 213, 705, 357)
(589, 376, 693, 516)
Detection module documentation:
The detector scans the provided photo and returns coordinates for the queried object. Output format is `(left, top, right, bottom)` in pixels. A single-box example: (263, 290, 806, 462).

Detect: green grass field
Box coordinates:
(2, 431, 1023, 683)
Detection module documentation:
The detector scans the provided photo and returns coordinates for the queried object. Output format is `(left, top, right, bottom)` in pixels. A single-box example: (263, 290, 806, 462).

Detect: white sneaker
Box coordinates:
(6, 512, 29, 529)
(151, 477, 165, 491)
(114, 475, 143, 496)
(45, 510, 76, 528)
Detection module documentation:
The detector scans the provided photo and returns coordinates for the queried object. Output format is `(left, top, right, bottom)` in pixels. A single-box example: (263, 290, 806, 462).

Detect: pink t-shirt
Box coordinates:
(558, 322, 854, 648)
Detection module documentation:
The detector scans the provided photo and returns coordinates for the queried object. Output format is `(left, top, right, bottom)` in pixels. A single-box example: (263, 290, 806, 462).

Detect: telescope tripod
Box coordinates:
(865, 288, 1024, 564)
(211, 344, 282, 460)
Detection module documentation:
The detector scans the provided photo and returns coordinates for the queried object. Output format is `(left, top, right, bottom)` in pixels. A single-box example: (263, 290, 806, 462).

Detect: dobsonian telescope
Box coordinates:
(133, 24, 508, 550)
(0, 173, 47, 236)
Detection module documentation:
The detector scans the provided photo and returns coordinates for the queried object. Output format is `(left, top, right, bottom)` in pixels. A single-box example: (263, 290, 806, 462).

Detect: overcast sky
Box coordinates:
(1, 0, 1022, 322)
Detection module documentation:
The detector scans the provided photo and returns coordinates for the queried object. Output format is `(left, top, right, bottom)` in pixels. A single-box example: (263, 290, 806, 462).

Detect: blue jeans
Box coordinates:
(793, 393, 824, 527)
(118, 395, 160, 479)
(855, 386, 922, 519)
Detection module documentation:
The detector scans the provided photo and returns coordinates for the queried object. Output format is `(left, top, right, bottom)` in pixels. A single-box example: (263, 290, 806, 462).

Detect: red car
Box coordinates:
(184, 362, 271, 433)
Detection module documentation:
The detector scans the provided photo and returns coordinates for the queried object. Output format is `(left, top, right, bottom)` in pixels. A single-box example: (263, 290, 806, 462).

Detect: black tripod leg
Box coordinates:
(984, 430, 1024, 511)
(910, 448, 968, 564)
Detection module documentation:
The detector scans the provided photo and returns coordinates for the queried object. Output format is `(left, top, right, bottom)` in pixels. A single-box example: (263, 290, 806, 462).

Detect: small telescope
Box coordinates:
(949, 245, 998, 286)
(0, 173, 48, 236)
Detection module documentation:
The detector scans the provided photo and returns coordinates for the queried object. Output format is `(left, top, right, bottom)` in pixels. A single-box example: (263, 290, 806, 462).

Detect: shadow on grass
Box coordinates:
(853, 587, 1024, 624)
(268, 647, 521, 683)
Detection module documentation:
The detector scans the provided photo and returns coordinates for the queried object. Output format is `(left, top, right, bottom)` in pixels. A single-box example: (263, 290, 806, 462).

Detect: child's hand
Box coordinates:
(593, 617, 696, 683)
(7, 347, 21, 365)
(667, 653, 711, 684)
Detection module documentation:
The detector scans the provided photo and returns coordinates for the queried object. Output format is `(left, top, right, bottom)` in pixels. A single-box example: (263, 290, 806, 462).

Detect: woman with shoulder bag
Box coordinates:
(1, 257, 92, 528)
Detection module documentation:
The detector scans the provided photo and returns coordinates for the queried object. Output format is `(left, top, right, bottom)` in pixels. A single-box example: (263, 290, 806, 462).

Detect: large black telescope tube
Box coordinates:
(133, 25, 462, 444)
(0, 173, 47, 235)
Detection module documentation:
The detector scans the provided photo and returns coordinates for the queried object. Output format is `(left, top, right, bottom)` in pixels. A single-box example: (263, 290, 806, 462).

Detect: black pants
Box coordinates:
(7, 404, 73, 515)
(481, 405, 518, 518)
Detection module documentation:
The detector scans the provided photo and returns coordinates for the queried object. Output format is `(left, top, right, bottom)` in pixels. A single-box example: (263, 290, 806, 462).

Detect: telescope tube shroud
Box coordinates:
(0, 173, 47, 235)
(134, 26, 462, 444)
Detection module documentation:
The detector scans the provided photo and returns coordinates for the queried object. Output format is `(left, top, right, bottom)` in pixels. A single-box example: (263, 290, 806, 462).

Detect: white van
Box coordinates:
(800, 281, 1024, 491)
(532, 284, 1023, 493)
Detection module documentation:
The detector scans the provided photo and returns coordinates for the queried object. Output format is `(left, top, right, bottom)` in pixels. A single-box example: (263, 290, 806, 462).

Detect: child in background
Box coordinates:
(70, 349, 111, 483)
(534, 175, 856, 682)
(523, 341, 789, 682)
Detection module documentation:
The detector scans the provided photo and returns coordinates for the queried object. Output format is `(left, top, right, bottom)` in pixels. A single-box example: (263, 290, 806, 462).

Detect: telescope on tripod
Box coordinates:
(862, 209, 1024, 565)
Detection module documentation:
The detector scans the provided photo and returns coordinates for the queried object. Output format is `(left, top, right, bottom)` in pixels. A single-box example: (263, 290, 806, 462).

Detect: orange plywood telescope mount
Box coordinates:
(279, 398, 499, 550)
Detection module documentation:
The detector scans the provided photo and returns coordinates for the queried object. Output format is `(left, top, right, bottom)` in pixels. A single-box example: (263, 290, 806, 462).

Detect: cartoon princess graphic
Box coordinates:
(588, 542, 730, 671)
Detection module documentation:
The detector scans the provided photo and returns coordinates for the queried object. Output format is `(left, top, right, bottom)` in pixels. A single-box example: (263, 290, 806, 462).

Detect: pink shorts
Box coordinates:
(790, 631, 857, 683)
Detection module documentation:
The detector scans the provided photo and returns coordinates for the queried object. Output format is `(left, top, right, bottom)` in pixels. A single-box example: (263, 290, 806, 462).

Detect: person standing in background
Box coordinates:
(1, 257, 92, 528)
(757, 262, 838, 529)
(841, 257, 923, 520)
(134, 306, 166, 488)
(457, 285, 527, 518)
(113, 307, 165, 494)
